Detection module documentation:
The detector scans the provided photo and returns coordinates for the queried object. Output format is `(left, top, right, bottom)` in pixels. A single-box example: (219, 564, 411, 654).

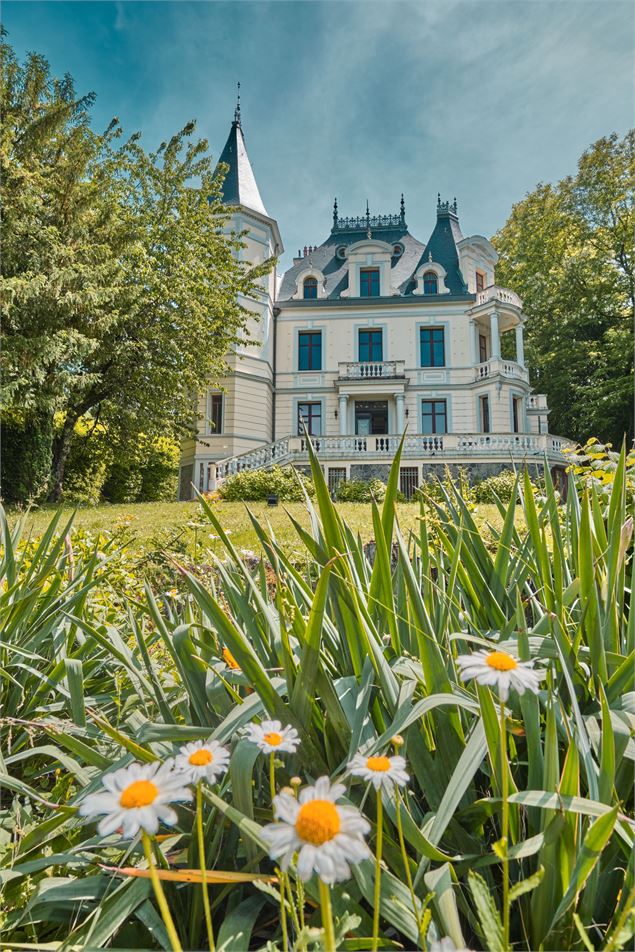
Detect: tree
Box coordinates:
(493, 131, 634, 447)
(1, 45, 272, 500)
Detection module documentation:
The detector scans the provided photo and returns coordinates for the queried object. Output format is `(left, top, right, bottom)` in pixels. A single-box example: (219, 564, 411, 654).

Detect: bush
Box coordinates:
(0, 411, 53, 503)
(61, 418, 111, 505)
(472, 468, 519, 504)
(139, 436, 179, 501)
(417, 466, 473, 506)
(218, 465, 313, 501)
(335, 478, 388, 502)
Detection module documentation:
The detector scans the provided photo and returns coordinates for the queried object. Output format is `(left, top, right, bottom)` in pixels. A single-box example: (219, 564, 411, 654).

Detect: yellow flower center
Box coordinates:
(264, 731, 283, 746)
(222, 647, 240, 670)
(189, 749, 213, 766)
(119, 780, 158, 809)
(366, 755, 391, 772)
(485, 651, 518, 671)
(295, 800, 341, 845)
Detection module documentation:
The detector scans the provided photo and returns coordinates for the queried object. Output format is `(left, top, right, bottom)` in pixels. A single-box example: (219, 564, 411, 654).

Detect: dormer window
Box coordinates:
(303, 277, 318, 299)
(360, 268, 380, 297)
(423, 271, 438, 294)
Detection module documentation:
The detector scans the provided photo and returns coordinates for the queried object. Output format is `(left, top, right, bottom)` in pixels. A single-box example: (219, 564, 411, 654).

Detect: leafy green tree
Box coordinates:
(1, 45, 272, 500)
(493, 131, 634, 446)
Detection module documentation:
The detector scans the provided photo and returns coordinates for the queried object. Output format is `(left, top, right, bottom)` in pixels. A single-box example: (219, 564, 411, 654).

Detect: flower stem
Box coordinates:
(372, 788, 383, 952)
(268, 753, 288, 951)
(318, 878, 336, 952)
(141, 831, 182, 952)
(395, 788, 421, 946)
(500, 699, 510, 952)
(196, 781, 215, 952)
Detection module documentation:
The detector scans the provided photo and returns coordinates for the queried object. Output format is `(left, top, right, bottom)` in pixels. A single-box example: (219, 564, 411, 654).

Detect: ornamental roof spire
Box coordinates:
(216, 89, 268, 217)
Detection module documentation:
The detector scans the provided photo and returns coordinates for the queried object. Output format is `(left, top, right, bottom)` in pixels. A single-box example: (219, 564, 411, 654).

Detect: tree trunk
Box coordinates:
(48, 415, 77, 502)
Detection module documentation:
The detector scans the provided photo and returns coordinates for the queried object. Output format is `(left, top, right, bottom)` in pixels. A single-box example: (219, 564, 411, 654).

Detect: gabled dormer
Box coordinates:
(456, 235, 498, 293)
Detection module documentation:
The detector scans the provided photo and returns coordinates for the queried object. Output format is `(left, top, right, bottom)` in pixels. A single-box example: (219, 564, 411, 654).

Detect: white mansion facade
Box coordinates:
(179, 109, 573, 500)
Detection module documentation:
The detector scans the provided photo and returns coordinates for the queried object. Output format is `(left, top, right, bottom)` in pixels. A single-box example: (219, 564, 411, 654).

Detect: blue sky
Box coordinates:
(5, 0, 634, 269)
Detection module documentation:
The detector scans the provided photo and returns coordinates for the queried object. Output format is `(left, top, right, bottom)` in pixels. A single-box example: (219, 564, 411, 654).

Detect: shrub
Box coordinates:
(472, 468, 520, 504)
(564, 438, 635, 513)
(218, 464, 313, 501)
(61, 418, 111, 505)
(335, 477, 388, 502)
(101, 460, 144, 503)
(0, 411, 53, 503)
(138, 436, 179, 501)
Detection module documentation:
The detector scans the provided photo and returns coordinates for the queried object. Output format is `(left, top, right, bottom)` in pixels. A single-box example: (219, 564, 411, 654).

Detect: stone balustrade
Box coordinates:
(476, 285, 523, 309)
(475, 358, 528, 382)
(338, 360, 405, 380)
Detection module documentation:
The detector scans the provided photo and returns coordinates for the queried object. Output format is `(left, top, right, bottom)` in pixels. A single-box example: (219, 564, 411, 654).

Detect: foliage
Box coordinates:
(0, 410, 53, 503)
(493, 130, 634, 446)
(218, 465, 314, 501)
(102, 435, 180, 503)
(0, 44, 274, 499)
(472, 469, 522, 504)
(61, 416, 112, 505)
(417, 465, 473, 506)
(564, 438, 635, 513)
(335, 477, 390, 502)
(1, 445, 633, 950)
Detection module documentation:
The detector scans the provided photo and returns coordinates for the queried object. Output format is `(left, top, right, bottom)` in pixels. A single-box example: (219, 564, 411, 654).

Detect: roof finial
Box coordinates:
(234, 81, 241, 126)
(453, 196, 458, 213)
(437, 192, 441, 207)
(366, 200, 372, 239)
(333, 197, 338, 226)
(400, 193, 406, 222)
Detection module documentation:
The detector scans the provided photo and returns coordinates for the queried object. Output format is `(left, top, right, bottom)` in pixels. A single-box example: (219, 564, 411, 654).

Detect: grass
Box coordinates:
(8, 499, 506, 556)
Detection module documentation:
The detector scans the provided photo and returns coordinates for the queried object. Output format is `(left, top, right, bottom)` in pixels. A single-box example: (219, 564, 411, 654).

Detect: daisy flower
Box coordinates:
(174, 739, 230, 784)
(456, 649, 541, 700)
(79, 761, 192, 838)
(348, 751, 409, 792)
(245, 719, 300, 755)
(262, 776, 371, 883)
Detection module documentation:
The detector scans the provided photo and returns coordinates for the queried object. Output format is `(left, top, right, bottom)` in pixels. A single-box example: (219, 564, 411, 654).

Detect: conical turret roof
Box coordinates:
(216, 106, 268, 217)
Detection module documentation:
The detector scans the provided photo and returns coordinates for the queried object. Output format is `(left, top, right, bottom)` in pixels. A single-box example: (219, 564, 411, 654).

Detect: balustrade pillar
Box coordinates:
(339, 393, 349, 436)
(490, 312, 501, 359)
(469, 320, 478, 365)
(395, 392, 405, 433)
(515, 323, 525, 366)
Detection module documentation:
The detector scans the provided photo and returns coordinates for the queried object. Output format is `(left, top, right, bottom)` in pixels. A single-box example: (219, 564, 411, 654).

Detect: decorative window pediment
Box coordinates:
(341, 239, 399, 298)
(291, 266, 327, 300)
(413, 259, 450, 295)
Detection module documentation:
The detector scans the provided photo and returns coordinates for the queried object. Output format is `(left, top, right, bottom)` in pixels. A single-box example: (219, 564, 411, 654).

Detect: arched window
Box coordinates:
(303, 277, 318, 299)
(423, 271, 438, 294)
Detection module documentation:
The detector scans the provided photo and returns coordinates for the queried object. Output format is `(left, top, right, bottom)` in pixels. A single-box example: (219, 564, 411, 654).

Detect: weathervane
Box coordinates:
(234, 81, 241, 126)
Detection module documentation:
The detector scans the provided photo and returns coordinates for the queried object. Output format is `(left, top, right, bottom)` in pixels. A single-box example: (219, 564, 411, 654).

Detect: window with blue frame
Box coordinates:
(358, 328, 383, 362)
(298, 402, 322, 436)
(420, 327, 445, 367)
(423, 271, 438, 294)
(360, 268, 380, 297)
(303, 277, 318, 299)
(421, 399, 447, 434)
(298, 331, 322, 371)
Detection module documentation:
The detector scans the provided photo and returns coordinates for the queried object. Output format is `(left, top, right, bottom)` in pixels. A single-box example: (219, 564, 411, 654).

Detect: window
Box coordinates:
(421, 400, 447, 434)
(479, 334, 488, 363)
(359, 328, 383, 362)
(298, 402, 322, 436)
(512, 396, 523, 434)
(360, 268, 380, 297)
(423, 271, 438, 294)
(355, 400, 388, 435)
(476, 271, 485, 293)
(480, 395, 490, 433)
(298, 331, 322, 371)
(420, 327, 445, 367)
(328, 467, 346, 495)
(303, 276, 318, 299)
(209, 393, 223, 433)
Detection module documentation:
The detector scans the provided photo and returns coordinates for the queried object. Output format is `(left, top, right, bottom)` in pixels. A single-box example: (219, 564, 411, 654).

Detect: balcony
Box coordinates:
(476, 285, 523, 309)
(475, 358, 528, 382)
(338, 360, 405, 380)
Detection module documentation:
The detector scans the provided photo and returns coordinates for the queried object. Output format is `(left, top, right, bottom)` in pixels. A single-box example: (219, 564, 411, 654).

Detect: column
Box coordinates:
(490, 311, 501, 359)
(395, 392, 405, 433)
(515, 323, 525, 366)
(469, 319, 478, 365)
(207, 463, 217, 492)
(338, 393, 348, 435)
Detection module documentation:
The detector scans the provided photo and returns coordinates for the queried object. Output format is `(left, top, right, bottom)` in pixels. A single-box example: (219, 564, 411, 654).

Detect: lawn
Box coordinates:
(9, 499, 504, 556)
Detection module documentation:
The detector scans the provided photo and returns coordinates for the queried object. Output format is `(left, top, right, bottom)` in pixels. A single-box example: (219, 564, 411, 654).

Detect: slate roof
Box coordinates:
(216, 117, 269, 217)
(277, 199, 469, 302)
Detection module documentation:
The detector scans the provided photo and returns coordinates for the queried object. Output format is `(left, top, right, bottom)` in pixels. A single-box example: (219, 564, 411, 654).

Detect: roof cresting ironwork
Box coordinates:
(331, 196, 407, 234)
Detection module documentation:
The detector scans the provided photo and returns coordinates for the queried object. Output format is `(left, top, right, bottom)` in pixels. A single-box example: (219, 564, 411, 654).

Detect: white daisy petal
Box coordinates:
(244, 720, 300, 755)
(456, 649, 542, 700)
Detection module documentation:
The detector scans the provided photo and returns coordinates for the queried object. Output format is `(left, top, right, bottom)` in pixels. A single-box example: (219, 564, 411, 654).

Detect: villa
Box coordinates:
(179, 106, 573, 500)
